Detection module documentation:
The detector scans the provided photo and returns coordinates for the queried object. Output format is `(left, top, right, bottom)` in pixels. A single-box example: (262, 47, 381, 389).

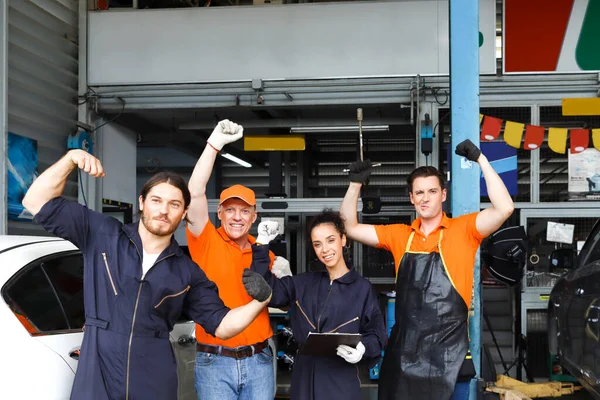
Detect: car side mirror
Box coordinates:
(549, 248, 576, 269)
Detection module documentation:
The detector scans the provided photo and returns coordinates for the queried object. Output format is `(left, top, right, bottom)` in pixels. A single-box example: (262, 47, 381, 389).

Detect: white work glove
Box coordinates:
(256, 221, 280, 245)
(272, 256, 292, 278)
(336, 342, 365, 364)
(207, 119, 243, 151)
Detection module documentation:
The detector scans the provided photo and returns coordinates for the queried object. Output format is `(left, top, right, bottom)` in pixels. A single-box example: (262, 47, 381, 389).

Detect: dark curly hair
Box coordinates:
(307, 208, 346, 240)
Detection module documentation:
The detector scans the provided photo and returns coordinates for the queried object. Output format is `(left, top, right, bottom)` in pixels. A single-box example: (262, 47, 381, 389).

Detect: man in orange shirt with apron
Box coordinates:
(340, 140, 514, 400)
(186, 120, 292, 400)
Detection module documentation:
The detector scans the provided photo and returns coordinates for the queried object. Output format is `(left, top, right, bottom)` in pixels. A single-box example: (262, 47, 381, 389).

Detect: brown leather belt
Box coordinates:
(195, 340, 269, 360)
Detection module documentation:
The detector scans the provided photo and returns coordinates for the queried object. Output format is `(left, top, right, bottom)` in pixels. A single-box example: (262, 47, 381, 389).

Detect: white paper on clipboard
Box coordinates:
(546, 222, 574, 244)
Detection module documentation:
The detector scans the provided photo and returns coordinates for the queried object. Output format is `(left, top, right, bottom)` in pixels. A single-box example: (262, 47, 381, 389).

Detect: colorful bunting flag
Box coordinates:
(503, 121, 525, 149)
(481, 116, 503, 141)
(523, 125, 545, 150)
(477, 114, 597, 154)
(570, 129, 589, 153)
(548, 127, 568, 154)
(593, 129, 600, 151)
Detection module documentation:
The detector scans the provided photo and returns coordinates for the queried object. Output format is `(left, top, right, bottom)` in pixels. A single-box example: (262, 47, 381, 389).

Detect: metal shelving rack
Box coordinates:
(519, 208, 599, 379)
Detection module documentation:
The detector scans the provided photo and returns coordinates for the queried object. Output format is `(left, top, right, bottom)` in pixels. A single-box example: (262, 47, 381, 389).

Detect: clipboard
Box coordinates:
(298, 332, 362, 357)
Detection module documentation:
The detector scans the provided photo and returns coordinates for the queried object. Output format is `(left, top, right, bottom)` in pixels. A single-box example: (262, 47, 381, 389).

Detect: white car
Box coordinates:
(0, 236, 197, 400)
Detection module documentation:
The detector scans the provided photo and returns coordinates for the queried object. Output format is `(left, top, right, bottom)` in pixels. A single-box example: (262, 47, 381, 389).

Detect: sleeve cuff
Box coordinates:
(361, 337, 382, 368)
(361, 336, 379, 358)
(251, 243, 271, 260)
(205, 307, 231, 337)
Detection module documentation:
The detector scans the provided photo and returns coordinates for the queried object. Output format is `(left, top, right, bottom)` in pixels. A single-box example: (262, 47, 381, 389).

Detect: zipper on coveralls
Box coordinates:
(316, 280, 334, 332)
(327, 317, 360, 333)
(101, 253, 118, 296)
(295, 300, 316, 330)
(125, 238, 174, 400)
(154, 285, 191, 308)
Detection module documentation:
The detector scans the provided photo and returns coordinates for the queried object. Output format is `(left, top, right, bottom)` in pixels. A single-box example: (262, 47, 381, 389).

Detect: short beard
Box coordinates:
(141, 212, 178, 237)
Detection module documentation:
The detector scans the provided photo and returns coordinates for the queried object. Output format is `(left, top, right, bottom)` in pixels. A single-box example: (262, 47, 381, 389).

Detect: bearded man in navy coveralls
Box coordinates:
(22, 149, 274, 400)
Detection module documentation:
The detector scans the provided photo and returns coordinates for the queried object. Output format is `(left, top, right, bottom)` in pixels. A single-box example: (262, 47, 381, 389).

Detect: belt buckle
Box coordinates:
(234, 346, 251, 360)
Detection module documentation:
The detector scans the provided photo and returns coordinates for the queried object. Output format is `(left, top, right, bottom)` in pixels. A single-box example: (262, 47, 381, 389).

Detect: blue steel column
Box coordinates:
(0, 0, 8, 234)
(449, 0, 481, 398)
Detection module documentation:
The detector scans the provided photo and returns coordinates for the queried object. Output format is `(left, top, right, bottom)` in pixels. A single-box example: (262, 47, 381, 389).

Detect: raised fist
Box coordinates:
(272, 256, 292, 278)
(455, 139, 482, 162)
(69, 149, 105, 178)
(207, 119, 244, 151)
(348, 160, 373, 184)
(242, 269, 272, 302)
(256, 220, 280, 245)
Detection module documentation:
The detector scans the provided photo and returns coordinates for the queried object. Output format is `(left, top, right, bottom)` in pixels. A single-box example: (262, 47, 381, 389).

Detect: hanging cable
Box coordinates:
(78, 170, 88, 207)
(91, 97, 126, 133)
(432, 88, 449, 106)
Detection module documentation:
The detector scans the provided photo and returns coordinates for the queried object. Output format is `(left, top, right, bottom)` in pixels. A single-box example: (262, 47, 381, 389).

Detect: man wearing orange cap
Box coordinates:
(186, 119, 291, 400)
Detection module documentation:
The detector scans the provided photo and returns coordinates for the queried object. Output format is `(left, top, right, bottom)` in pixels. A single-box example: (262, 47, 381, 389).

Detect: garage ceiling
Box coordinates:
(111, 103, 416, 173)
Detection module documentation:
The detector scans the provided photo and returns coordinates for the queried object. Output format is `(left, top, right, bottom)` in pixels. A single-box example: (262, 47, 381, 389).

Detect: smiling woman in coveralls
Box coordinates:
(246, 210, 387, 400)
(22, 149, 273, 400)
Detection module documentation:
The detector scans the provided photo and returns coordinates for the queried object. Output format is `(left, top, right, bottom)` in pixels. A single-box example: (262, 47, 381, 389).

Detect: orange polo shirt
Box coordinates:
(374, 212, 484, 308)
(187, 222, 274, 347)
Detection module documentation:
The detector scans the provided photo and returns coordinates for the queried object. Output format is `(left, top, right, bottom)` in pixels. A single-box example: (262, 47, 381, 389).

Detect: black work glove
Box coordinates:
(348, 160, 373, 184)
(455, 139, 482, 162)
(242, 269, 272, 302)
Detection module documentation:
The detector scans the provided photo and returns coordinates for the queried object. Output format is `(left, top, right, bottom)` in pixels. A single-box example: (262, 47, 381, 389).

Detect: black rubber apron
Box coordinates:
(378, 230, 470, 400)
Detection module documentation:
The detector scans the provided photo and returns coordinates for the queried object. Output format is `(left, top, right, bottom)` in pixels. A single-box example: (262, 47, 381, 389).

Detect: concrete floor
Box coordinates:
(485, 386, 594, 400)
(278, 389, 595, 399)
(500, 390, 594, 400)
(275, 375, 596, 400)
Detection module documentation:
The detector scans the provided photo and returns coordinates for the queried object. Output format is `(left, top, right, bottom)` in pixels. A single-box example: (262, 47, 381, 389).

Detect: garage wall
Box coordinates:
(100, 121, 137, 207)
(88, 0, 496, 85)
(7, 0, 78, 235)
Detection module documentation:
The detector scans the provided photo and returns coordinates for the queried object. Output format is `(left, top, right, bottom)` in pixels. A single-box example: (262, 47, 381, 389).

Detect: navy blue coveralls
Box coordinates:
(251, 244, 386, 400)
(36, 197, 231, 400)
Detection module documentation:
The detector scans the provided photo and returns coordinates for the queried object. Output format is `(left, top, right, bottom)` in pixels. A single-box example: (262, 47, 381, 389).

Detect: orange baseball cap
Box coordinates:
(219, 184, 256, 206)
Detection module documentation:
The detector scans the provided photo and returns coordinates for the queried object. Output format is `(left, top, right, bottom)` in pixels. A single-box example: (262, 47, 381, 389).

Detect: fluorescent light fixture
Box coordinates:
(289, 125, 389, 133)
(220, 152, 252, 168)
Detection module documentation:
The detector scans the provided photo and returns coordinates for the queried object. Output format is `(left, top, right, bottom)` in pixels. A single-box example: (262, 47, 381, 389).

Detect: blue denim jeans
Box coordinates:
(194, 346, 275, 400)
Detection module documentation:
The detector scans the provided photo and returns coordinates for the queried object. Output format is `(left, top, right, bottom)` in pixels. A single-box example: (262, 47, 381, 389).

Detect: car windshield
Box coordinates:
(578, 220, 600, 267)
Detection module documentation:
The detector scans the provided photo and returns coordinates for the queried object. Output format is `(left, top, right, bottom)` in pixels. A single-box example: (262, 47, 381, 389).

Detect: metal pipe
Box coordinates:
(530, 104, 540, 203)
(357, 108, 364, 161)
(416, 75, 421, 163)
(92, 73, 599, 95)
(0, 0, 7, 234)
(178, 117, 409, 130)
(409, 85, 414, 126)
(342, 163, 381, 173)
(416, 75, 420, 119)
(449, 0, 480, 396)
